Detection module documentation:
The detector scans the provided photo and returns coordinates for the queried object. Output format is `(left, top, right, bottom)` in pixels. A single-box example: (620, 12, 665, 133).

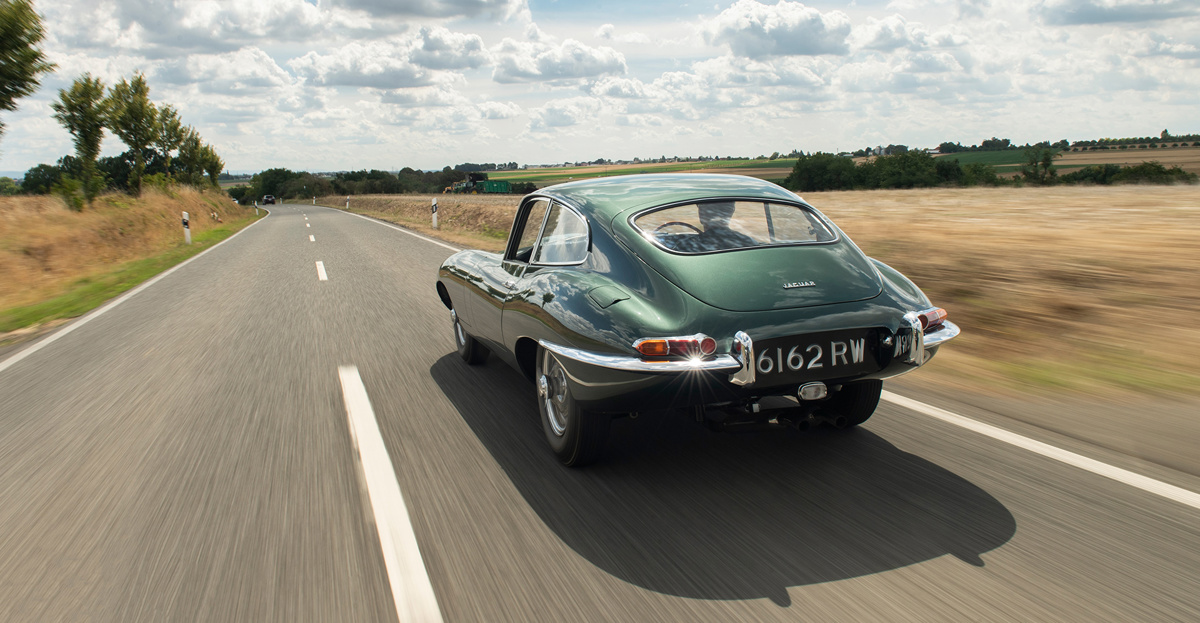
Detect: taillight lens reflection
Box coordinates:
(919, 308, 948, 330)
(634, 334, 717, 358)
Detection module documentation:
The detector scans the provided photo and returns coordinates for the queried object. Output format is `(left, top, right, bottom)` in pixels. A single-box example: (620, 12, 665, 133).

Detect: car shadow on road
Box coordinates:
(430, 354, 1016, 606)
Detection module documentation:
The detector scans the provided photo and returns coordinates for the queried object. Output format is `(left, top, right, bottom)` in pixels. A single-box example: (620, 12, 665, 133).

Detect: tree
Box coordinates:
(251, 167, 300, 199)
(0, 0, 54, 145)
(174, 127, 209, 186)
(1020, 147, 1056, 184)
(200, 143, 223, 186)
(154, 105, 185, 179)
(20, 162, 59, 194)
(107, 73, 158, 196)
(51, 73, 110, 205)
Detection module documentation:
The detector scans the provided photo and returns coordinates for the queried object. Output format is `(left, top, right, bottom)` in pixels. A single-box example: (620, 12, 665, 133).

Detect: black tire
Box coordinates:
(536, 346, 610, 467)
(453, 312, 488, 365)
(822, 379, 882, 427)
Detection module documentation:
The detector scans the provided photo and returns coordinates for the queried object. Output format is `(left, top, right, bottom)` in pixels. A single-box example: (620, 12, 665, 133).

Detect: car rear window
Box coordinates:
(633, 200, 836, 253)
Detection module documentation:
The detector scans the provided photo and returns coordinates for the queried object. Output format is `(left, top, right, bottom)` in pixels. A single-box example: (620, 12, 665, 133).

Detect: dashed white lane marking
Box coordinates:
(309, 235, 315, 242)
(882, 391, 1200, 511)
(338, 366, 444, 623)
(0, 208, 271, 376)
(307, 223, 311, 228)
(315, 261, 328, 281)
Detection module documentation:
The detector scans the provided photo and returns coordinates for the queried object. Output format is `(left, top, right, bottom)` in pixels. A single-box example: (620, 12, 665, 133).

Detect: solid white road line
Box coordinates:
(0, 208, 271, 376)
(338, 366, 444, 623)
(336, 209, 459, 253)
(882, 391, 1200, 511)
(309, 235, 315, 242)
(315, 261, 328, 281)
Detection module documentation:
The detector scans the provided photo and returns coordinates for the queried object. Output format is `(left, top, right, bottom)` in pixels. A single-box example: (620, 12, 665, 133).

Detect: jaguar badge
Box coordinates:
(783, 281, 816, 289)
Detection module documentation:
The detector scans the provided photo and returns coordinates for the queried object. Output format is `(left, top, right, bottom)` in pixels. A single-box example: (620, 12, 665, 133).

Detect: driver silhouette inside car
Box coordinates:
(694, 202, 757, 251)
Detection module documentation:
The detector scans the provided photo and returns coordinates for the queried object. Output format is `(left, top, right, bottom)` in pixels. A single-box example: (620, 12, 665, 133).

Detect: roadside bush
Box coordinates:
(52, 176, 85, 211)
(226, 185, 250, 204)
(864, 151, 940, 189)
(1112, 162, 1197, 184)
(961, 163, 1000, 186)
(510, 181, 537, 195)
(783, 152, 857, 192)
(1059, 164, 1122, 185)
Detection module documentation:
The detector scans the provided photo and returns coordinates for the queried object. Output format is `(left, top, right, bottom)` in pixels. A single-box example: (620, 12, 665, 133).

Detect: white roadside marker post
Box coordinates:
(312, 196, 315, 205)
(346, 196, 350, 210)
(182, 211, 191, 244)
(431, 198, 438, 229)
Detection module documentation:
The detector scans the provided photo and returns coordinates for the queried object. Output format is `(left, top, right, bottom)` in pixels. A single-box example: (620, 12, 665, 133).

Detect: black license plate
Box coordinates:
(753, 329, 879, 384)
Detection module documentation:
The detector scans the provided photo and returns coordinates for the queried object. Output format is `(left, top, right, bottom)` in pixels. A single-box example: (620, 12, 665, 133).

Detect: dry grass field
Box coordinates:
(326, 184, 1200, 398)
(0, 188, 244, 311)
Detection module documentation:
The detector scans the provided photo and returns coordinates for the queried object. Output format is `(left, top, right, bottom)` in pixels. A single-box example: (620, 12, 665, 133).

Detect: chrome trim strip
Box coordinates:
(538, 340, 740, 373)
(923, 319, 960, 348)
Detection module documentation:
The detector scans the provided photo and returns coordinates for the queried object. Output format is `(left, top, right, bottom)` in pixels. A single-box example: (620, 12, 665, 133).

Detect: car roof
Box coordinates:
(533, 173, 803, 226)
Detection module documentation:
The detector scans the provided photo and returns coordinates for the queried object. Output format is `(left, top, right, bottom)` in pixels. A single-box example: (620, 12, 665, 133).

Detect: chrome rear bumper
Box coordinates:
(540, 318, 960, 383)
(538, 340, 741, 373)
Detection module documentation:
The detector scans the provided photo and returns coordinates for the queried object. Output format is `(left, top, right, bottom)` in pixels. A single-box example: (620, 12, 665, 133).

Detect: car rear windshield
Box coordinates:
(632, 200, 836, 254)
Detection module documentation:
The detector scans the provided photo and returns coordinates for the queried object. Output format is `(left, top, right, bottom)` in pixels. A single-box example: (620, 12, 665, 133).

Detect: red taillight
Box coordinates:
(634, 334, 717, 358)
(919, 308, 947, 330)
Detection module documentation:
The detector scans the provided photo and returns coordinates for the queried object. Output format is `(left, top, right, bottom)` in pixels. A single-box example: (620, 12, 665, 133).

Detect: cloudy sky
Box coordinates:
(1, 0, 1197, 174)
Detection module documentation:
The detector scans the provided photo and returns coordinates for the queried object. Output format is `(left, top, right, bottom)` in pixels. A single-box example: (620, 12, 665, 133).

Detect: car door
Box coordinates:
(470, 198, 550, 355)
(502, 201, 591, 349)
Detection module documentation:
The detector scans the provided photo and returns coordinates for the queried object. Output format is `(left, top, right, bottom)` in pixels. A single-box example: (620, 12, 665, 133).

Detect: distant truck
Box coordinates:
(448, 172, 511, 194)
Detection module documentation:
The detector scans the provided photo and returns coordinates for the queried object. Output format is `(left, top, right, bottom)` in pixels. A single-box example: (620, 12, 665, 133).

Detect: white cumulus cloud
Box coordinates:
(528, 97, 604, 130)
(289, 40, 434, 89)
(410, 27, 490, 70)
(493, 38, 627, 83)
(702, 0, 852, 58)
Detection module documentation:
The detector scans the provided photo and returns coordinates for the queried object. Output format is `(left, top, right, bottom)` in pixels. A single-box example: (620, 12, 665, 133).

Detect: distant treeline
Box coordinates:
(228, 167, 535, 203)
(782, 150, 1197, 193)
(935, 131, 1200, 155)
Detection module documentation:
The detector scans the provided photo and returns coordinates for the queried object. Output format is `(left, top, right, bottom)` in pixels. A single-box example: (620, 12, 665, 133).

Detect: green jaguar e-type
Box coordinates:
(436, 173, 958, 466)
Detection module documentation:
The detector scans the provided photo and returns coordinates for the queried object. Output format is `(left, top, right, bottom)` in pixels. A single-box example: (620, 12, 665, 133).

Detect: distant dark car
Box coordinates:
(262, 195, 276, 204)
(436, 174, 959, 466)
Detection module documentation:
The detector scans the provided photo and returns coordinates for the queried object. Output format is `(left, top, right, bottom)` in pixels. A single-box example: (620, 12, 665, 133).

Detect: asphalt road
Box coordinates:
(2, 203, 1198, 622)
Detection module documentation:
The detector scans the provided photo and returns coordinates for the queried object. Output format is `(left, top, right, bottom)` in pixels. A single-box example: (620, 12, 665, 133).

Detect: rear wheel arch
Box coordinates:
(515, 337, 539, 382)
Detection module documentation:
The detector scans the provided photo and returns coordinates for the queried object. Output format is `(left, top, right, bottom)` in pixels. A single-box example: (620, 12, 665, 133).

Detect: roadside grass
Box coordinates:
(0, 221, 251, 333)
(1, 188, 259, 341)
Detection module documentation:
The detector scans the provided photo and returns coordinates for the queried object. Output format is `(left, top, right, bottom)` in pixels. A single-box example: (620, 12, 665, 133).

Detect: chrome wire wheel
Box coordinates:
(541, 352, 570, 437)
(536, 345, 610, 467)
